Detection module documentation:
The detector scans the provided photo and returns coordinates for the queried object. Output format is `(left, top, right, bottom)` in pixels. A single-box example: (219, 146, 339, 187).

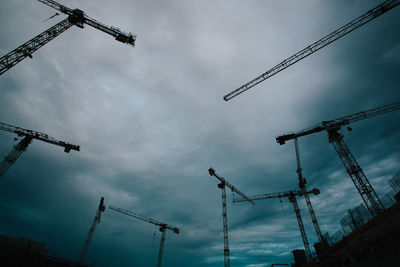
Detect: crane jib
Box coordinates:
(223, 0, 400, 101)
(276, 100, 400, 144)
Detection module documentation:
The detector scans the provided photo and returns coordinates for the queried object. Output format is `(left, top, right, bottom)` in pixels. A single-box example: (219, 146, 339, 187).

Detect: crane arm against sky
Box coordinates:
(223, 0, 400, 101)
(0, 0, 136, 75)
(0, 122, 80, 152)
(275, 101, 400, 218)
(37, 0, 136, 46)
(0, 0, 399, 265)
(232, 188, 319, 202)
(0, 121, 79, 178)
(276, 100, 400, 144)
(109, 205, 179, 233)
(208, 167, 255, 205)
(109, 205, 179, 267)
(0, 18, 73, 76)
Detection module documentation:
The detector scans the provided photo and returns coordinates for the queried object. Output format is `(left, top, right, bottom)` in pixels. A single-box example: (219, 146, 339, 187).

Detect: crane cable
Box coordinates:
(280, 198, 285, 216)
(43, 12, 60, 22)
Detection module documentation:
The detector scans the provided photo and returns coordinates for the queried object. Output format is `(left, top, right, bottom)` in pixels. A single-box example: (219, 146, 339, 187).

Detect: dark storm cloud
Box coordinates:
(0, 0, 399, 266)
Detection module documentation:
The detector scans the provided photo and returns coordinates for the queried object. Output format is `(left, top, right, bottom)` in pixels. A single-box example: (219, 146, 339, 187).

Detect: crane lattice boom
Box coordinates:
(0, 0, 136, 75)
(233, 188, 319, 202)
(276, 101, 400, 144)
(109, 205, 179, 267)
(223, 0, 400, 101)
(37, 0, 136, 46)
(208, 167, 255, 205)
(0, 122, 80, 152)
(109, 205, 179, 234)
(0, 18, 73, 75)
(275, 101, 400, 218)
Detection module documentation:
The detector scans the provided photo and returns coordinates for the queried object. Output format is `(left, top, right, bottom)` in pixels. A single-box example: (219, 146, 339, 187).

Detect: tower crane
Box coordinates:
(109, 205, 179, 267)
(233, 188, 320, 262)
(0, 0, 136, 75)
(208, 167, 254, 267)
(79, 197, 106, 264)
(0, 121, 79, 178)
(294, 138, 327, 248)
(223, 0, 400, 101)
(276, 101, 400, 218)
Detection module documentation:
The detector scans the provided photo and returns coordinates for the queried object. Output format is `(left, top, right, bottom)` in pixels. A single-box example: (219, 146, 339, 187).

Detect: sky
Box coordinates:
(0, 0, 399, 266)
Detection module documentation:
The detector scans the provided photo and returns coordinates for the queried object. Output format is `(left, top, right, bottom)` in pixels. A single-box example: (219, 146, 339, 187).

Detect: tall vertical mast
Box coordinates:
(294, 138, 326, 247)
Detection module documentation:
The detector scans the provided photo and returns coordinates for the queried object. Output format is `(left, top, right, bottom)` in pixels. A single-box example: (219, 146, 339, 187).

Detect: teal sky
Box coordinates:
(0, 0, 399, 266)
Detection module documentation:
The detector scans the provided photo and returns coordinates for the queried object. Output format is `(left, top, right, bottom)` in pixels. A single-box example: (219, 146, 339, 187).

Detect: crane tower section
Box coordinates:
(233, 188, 321, 261)
(276, 101, 400, 217)
(208, 167, 254, 267)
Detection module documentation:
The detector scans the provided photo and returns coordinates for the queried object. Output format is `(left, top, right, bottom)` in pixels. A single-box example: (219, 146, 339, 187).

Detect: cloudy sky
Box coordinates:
(0, 0, 399, 266)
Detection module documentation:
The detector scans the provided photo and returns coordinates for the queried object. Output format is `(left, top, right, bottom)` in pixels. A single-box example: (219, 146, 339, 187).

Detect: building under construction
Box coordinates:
(0, 234, 85, 267)
(290, 196, 400, 267)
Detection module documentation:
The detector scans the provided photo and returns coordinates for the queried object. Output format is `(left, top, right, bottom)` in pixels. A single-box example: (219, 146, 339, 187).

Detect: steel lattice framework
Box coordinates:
(0, 18, 72, 75)
(0, 136, 33, 178)
(276, 101, 400, 217)
(0, 121, 79, 178)
(294, 138, 327, 248)
(109, 205, 179, 267)
(223, 0, 400, 101)
(0, 0, 136, 75)
(79, 197, 106, 264)
(234, 188, 320, 261)
(208, 167, 254, 267)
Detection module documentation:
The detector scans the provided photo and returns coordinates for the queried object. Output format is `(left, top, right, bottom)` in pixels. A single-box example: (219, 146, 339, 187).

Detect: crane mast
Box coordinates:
(208, 167, 254, 267)
(233, 188, 320, 261)
(108, 205, 179, 267)
(223, 0, 400, 101)
(79, 197, 106, 264)
(276, 101, 400, 217)
(0, 122, 79, 178)
(0, 0, 136, 75)
(294, 138, 327, 248)
(0, 136, 32, 178)
(289, 194, 311, 261)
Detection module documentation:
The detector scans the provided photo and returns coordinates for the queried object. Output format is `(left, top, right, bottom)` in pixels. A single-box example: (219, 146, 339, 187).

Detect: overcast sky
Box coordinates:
(0, 0, 399, 266)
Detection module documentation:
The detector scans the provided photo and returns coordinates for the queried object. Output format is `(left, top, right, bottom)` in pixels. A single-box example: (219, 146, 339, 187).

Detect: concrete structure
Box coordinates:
(303, 200, 400, 267)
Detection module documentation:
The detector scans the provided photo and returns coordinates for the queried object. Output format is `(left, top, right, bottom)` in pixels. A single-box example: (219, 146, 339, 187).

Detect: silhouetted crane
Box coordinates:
(223, 0, 399, 101)
(79, 197, 106, 264)
(0, 0, 136, 75)
(294, 138, 327, 248)
(234, 188, 320, 261)
(109, 205, 179, 267)
(208, 167, 254, 267)
(276, 101, 400, 218)
(0, 121, 79, 178)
